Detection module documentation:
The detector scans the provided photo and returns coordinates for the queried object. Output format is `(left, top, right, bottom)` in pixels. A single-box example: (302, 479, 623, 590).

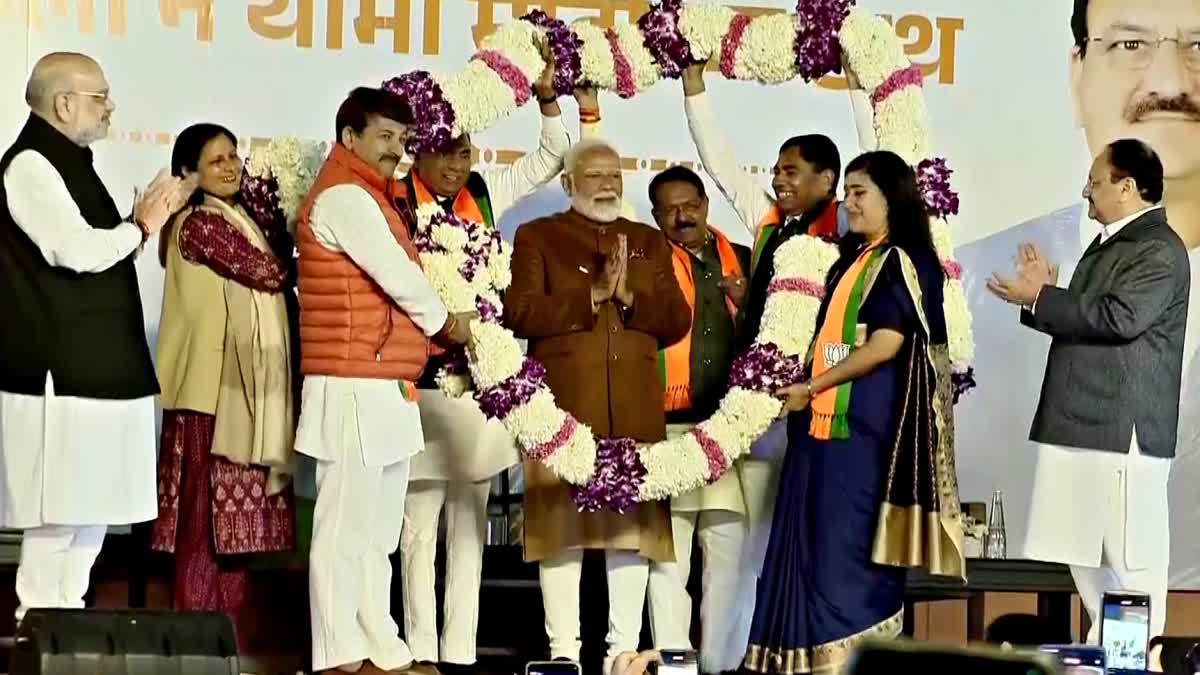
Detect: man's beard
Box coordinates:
(73, 119, 109, 146)
(572, 192, 621, 223)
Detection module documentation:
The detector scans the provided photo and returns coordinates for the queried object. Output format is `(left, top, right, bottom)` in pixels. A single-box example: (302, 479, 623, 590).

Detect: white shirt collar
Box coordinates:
(1098, 204, 1162, 243)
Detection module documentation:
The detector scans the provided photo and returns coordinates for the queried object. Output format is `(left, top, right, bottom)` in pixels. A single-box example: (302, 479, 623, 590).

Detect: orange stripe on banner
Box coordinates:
(102, 130, 774, 174)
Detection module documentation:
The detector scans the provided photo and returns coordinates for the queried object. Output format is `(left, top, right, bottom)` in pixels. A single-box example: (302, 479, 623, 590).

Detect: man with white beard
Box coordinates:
(505, 139, 691, 672)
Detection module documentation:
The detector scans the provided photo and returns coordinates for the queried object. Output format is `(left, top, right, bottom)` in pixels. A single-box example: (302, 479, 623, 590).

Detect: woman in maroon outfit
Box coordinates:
(152, 123, 297, 646)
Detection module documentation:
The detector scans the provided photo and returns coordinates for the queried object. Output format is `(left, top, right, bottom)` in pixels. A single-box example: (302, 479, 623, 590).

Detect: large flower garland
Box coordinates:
(242, 0, 977, 511)
(239, 137, 327, 232)
(381, 0, 973, 380)
(378, 0, 975, 512)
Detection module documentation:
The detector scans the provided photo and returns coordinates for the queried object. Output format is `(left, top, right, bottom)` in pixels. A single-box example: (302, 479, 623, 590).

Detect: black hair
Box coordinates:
(778, 134, 841, 193)
(1072, 0, 1089, 51)
(334, 86, 413, 143)
(162, 122, 238, 266)
(828, 150, 940, 287)
(1107, 138, 1165, 203)
(648, 164, 707, 209)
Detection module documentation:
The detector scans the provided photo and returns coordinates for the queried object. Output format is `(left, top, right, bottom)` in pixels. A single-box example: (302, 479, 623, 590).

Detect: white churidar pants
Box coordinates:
(647, 510, 753, 673)
(309, 427, 413, 671)
(15, 525, 107, 622)
(540, 550, 650, 668)
(400, 478, 493, 664)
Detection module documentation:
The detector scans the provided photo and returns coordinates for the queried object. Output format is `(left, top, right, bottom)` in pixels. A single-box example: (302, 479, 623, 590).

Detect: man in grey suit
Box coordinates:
(956, 0, 1200, 586)
(989, 139, 1188, 642)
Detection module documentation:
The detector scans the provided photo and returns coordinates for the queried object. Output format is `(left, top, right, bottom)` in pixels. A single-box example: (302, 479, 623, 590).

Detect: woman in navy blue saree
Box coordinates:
(743, 151, 966, 674)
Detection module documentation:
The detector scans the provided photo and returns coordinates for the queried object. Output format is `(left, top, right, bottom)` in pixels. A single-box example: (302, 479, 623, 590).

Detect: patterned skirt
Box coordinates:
(151, 410, 294, 555)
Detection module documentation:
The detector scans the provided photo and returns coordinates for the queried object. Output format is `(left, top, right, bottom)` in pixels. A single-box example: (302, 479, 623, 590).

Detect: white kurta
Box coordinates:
(297, 181, 448, 671)
(0, 150, 157, 529)
(409, 112, 568, 482)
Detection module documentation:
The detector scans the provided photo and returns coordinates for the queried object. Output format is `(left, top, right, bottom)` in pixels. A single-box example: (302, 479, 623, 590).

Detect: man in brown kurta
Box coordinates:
(505, 138, 691, 667)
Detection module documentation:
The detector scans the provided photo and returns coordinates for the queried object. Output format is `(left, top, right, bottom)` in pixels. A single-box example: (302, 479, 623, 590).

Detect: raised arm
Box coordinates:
(504, 223, 598, 339)
(576, 87, 638, 222)
(309, 184, 449, 336)
(843, 60, 878, 152)
(1021, 240, 1182, 342)
(477, 57, 570, 219)
(681, 62, 774, 234)
(479, 108, 569, 219)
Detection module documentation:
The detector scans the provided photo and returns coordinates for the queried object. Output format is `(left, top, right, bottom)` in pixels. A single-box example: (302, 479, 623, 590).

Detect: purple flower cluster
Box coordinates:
(411, 209, 501, 284)
(727, 343, 805, 394)
(916, 157, 961, 219)
(637, 0, 692, 80)
(521, 10, 583, 96)
(441, 348, 470, 375)
(475, 357, 546, 420)
(383, 71, 455, 154)
(571, 437, 647, 513)
(238, 170, 286, 234)
(951, 368, 976, 404)
(477, 297, 501, 323)
(793, 0, 854, 82)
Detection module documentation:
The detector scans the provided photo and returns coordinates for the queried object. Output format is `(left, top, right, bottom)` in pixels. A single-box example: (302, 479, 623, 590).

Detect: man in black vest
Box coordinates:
(0, 52, 193, 622)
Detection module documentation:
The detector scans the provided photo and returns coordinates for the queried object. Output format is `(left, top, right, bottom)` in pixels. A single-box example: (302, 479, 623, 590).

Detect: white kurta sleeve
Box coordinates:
(849, 89, 877, 152)
(479, 113, 570, 220)
(309, 184, 449, 336)
(3, 150, 142, 273)
(683, 92, 775, 234)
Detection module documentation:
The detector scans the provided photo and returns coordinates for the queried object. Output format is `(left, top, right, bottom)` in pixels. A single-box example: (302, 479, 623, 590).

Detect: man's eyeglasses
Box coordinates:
(1088, 30, 1200, 71)
(655, 199, 705, 219)
(64, 90, 111, 104)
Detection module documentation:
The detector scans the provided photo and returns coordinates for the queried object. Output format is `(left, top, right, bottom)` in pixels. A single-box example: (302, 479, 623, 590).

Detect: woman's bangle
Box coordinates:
(579, 108, 601, 124)
(805, 381, 815, 397)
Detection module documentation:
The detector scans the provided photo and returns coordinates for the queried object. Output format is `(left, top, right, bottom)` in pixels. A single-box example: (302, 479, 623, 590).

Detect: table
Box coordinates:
(904, 558, 1080, 640)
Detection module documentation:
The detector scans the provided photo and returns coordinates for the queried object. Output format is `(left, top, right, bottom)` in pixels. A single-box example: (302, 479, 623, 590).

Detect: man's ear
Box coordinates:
(1069, 46, 1085, 129)
(560, 173, 572, 195)
(339, 127, 355, 148)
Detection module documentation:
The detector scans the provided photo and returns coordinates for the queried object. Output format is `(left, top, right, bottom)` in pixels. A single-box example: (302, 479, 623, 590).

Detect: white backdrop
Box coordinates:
(4, 1, 1193, 586)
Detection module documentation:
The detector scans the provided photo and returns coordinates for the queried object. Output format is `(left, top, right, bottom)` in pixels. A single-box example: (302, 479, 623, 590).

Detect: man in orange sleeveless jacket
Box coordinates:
(293, 87, 474, 675)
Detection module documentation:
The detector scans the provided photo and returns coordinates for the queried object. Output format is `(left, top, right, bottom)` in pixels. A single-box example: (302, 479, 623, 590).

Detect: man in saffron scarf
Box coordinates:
(399, 54, 570, 675)
(640, 165, 754, 675)
(678, 56, 874, 585)
(505, 138, 691, 672)
(295, 87, 474, 675)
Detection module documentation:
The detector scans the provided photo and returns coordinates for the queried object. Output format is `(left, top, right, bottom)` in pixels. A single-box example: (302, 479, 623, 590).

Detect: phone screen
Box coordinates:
(1101, 593, 1151, 672)
(1038, 644, 1105, 675)
(526, 662, 581, 675)
(657, 650, 699, 675)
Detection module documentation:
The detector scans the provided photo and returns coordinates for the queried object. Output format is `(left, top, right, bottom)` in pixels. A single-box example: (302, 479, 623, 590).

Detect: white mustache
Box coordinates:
(592, 192, 618, 200)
